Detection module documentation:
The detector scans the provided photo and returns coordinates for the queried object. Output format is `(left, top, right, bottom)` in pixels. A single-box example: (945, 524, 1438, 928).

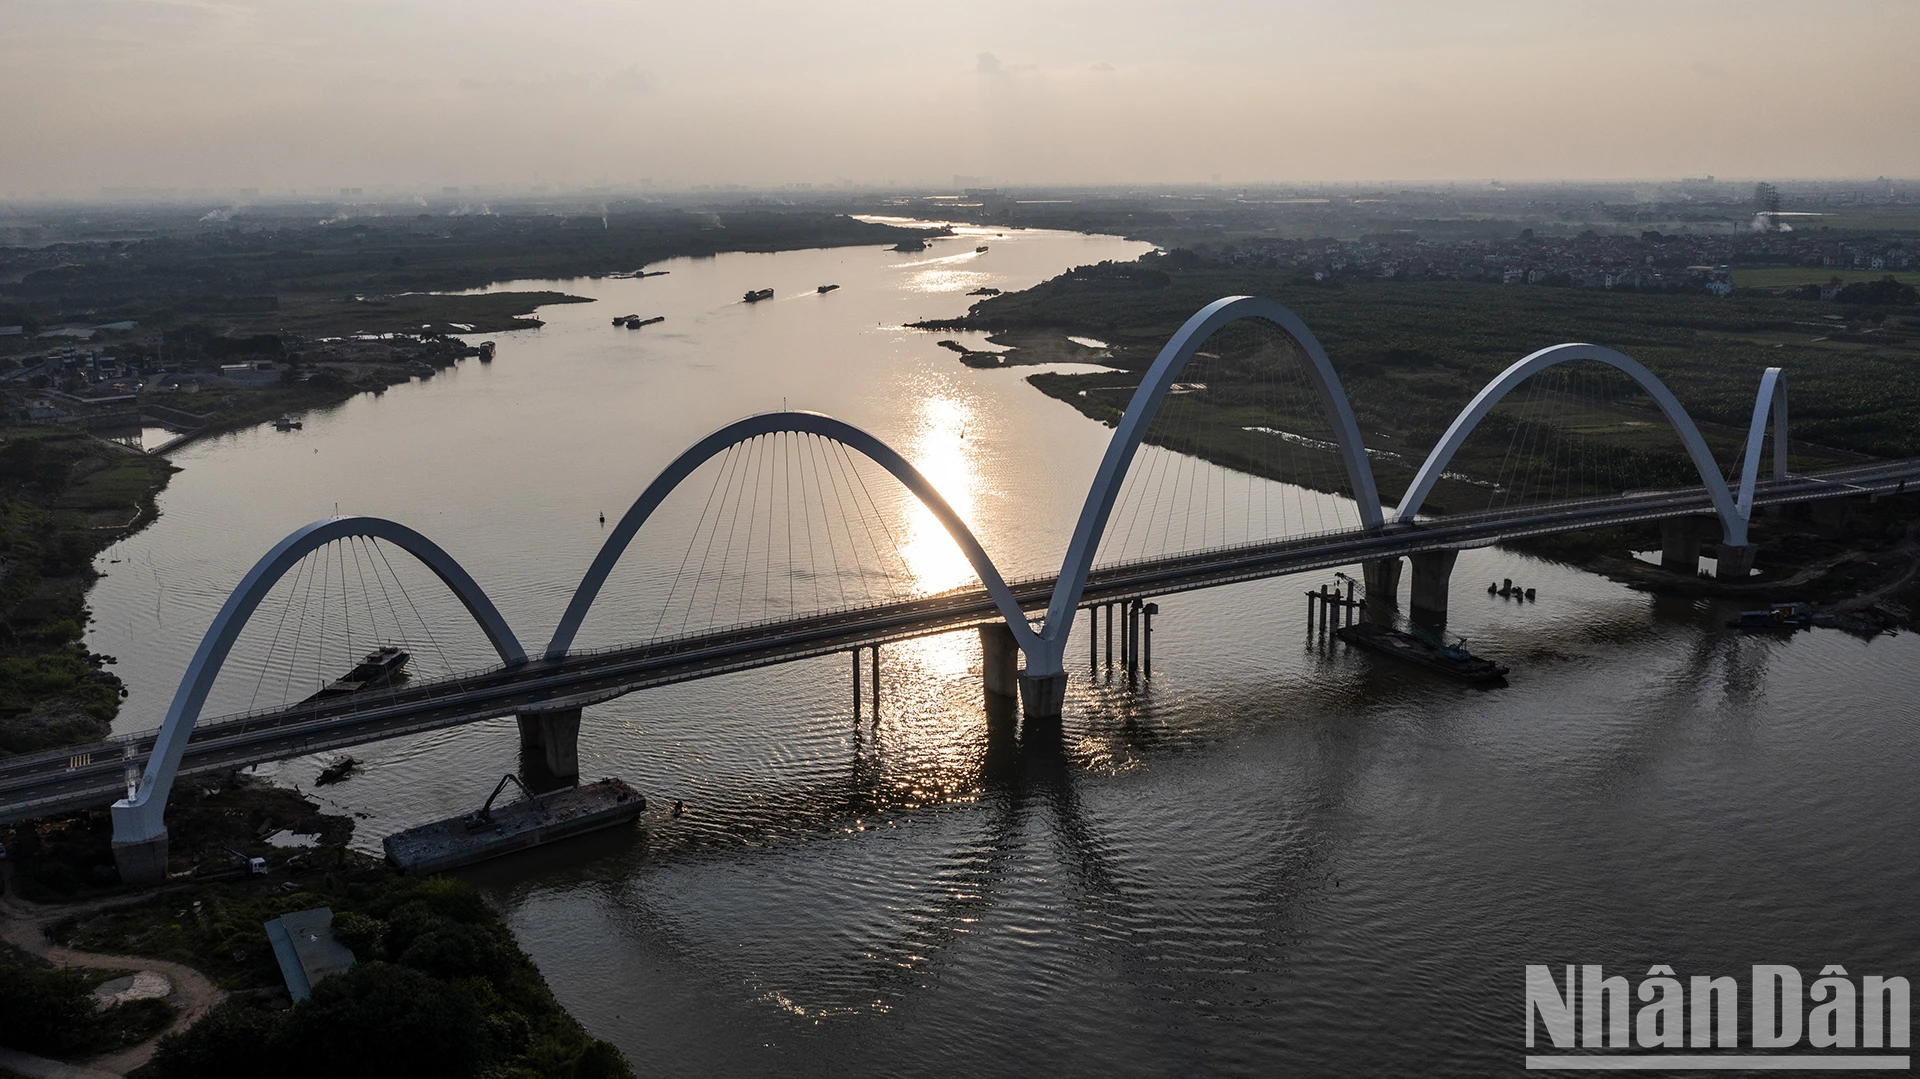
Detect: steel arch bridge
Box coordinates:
(53, 294, 1870, 882)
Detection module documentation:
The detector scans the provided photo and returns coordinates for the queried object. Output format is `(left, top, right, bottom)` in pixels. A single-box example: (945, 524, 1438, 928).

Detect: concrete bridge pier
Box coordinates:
(112, 832, 170, 887)
(1018, 671, 1067, 724)
(979, 623, 1020, 699)
(516, 707, 581, 781)
(1661, 516, 1710, 573)
(1408, 549, 1459, 629)
(1363, 557, 1402, 624)
(1715, 543, 1757, 580)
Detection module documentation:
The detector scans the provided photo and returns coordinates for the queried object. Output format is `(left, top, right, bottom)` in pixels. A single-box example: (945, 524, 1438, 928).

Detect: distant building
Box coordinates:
(217, 361, 281, 386)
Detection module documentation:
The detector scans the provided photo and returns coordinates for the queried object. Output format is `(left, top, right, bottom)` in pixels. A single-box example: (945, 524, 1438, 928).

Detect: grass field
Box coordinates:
(1733, 267, 1920, 289)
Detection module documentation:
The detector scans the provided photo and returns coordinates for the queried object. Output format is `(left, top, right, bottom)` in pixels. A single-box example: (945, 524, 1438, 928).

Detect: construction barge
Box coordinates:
(383, 776, 645, 874)
(1335, 622, 1509, 684)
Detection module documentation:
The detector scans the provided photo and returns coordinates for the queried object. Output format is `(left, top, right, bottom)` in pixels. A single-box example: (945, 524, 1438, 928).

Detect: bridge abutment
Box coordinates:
(1661, 516, 1710, 572)
(1408, 550, 1458, 626)
(979, 623, 1020, 699)
(112, 833, 170, 887)
(1363, 557, 1402, 623)
(516, 707, 581, 780)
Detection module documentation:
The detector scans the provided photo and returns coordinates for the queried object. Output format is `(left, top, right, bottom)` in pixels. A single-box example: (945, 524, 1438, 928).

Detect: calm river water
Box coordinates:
(87, 224, 1918, 1076)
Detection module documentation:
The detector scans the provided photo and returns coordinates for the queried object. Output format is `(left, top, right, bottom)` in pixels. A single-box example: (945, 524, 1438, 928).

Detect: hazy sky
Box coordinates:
(3, 0, 1916, 194)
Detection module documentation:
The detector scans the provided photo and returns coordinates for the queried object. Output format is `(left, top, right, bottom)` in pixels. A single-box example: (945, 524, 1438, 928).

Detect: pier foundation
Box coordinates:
(1018, 670, 1067, 723)
(1363, 557, 1403, 623)
(1715, 542, 1757, 580)
(516, 707, 581, 780)
(979, 623, 1020, 699)
(1408, 549, 1459, 627)
(1661, 516, 1709, 573)
(111, 834, 170, 887)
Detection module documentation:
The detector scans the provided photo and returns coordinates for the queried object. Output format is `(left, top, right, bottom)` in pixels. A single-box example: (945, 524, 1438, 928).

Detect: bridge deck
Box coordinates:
(3, 457, 1915, 823)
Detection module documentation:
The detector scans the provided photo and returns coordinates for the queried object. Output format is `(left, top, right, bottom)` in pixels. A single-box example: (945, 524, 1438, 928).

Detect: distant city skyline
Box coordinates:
(2, 0, 1916, 195)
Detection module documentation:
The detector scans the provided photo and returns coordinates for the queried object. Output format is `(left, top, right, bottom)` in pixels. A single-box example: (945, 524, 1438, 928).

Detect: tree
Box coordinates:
(277, 961, 494, 1079)
(147, 1000, 283, 1079)
(1834, 277, 1918, 306)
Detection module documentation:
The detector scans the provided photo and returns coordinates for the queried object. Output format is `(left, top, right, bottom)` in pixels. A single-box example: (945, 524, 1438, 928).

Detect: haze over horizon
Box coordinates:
(3, 0, 1917, 196)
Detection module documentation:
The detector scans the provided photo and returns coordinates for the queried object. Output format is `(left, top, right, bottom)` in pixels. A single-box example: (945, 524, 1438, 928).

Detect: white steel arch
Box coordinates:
(1392, 344, 1759, 545)
(1735, 367, 1789, 520)
(111, 516, 526, 845)
(1028, 295, 1383, 677)
(545, 411, 1040, 660)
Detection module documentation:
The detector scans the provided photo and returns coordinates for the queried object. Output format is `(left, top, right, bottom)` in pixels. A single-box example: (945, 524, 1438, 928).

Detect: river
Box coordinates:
(87, 224, 1919, 1075)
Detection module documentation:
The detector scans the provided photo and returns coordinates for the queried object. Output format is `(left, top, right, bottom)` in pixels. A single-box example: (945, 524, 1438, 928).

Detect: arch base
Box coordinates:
(113, 832, 170, 887)
(1715, 543, 1757, 581)
(1018, 670, 1067, 722)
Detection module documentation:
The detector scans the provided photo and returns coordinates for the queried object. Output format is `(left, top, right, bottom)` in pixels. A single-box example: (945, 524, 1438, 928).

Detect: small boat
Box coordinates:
(1335, 622, 1508, 683)
(817, 284, 840, 294)
(627, 316, 665, 328)
(1727, 601, 1813, 631)
(476, 341, 495, 362)
(613, 314, 638, 326)
(975, 245, 989, 253)
(743, 288, 774, 303)
(316, 756, 357, 786)
(274, 415, 302, 431)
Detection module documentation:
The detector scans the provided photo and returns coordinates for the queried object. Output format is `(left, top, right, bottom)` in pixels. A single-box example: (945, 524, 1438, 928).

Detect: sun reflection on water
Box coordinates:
(900, 394, 980, 603)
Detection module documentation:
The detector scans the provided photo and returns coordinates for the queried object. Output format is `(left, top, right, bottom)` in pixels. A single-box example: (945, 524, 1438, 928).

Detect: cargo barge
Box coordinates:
(1335, 622, 1508, 683)
(303, 645, 408, 703)
(383, 776, 646, 874)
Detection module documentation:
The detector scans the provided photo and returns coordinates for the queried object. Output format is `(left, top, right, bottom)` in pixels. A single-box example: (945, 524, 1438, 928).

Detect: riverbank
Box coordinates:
(0, 211, 955, 753)
(0, 773, 633, 1078)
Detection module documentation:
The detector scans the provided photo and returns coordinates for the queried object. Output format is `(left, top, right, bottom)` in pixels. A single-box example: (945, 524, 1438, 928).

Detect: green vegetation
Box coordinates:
(0, 210, 928, 344)
(0, 427, 174, 752)
(948, 253, 1920, 515)
(0, 943, 176, 1059)
(67, 875, 631, 1079)
(1732, 267, 1920, 289)
(268, 289, 596, 337)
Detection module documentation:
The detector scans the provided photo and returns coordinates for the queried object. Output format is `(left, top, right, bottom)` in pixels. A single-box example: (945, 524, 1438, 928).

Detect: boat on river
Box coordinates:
(817, 284, 839, 294)
(1335, 622, 1508, 683)
(1727, 601, 1813, 631)
(305, 645, 409, 701)
(383, 776, 646, 873)
(743, 288, 774, 303)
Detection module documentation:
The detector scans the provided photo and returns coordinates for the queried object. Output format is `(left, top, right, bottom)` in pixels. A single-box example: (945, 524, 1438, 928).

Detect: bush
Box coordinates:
(148, 999, 282, 1079)
(1834, 276, 1917, 306)
(277, 961, 493, 1079)
(0, 957, 95, 1056)
(330, 911, 388, 960)
(397, 919, 514, 983)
